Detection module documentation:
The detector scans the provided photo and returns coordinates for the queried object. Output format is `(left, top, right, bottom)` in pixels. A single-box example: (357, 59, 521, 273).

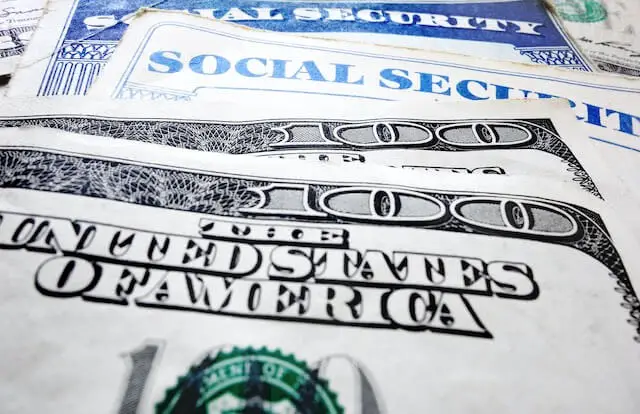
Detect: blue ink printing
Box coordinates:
(39, 0, 590, 97)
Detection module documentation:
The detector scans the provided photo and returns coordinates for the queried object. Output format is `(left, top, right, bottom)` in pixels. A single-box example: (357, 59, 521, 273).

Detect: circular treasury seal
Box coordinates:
(156, 347, 344, 414)
(555, 0, 608, 23)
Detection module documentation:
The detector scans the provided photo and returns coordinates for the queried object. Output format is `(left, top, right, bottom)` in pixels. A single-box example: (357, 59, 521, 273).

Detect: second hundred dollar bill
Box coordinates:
(0, 97, 612, 199)
(0, 126, 639, 413)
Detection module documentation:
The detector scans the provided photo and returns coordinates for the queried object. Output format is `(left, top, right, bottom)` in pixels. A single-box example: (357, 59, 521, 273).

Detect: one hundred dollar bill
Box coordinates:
(0, 97, 613, 199)
(1, 126, 639, 413)
(81, 11, 640, 199)
(8, 0, 597, 98)
(552, 0, 640, 77)
(0, 0, 45, 76)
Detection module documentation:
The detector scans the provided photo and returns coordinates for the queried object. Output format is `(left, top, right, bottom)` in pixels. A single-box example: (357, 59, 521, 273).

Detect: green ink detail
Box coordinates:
(555, 0, 608, 23)
(156, 347, 344, 414)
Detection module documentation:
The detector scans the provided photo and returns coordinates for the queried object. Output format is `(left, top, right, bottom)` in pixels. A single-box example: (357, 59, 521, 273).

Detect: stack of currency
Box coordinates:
(0, 1, 639, 413)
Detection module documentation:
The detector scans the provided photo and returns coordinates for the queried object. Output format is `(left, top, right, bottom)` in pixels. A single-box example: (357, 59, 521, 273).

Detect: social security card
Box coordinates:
(11, 0, 593, 97)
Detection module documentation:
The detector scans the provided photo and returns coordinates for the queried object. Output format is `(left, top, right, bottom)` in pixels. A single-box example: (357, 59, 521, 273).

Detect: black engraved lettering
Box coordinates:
(182, 239, 216, 266)
(82, 264, 143, 305)
(277, 284, 310, 315)
(199, 218, 347, 247)
(269, 246, 314, 281)
(110, 231, 135, 257)
(35, 256, 99, 298)
(326, 285, 363, 322)
(488, 261, 539, 300)
(385, 289, 491, 338)
(147, 235, 170, 262)
(11, 217, 36, 244)
(247, 283, 261, 312)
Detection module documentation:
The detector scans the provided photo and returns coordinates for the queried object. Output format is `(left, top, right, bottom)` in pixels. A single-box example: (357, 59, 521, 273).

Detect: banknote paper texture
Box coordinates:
(553, 0, 640, 76)
(1, 127, 639, 413)
(0, 0, 45, 76)
(7, 0, 595, 99)
(0, 97, 612, 199)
